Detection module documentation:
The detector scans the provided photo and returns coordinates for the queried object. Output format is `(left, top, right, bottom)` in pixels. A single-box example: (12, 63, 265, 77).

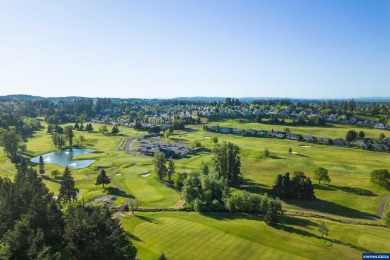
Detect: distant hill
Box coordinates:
(1, 94, 390, 103)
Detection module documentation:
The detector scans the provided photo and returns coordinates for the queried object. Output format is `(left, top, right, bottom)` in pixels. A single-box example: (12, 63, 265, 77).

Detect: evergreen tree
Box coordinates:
(86, 123, 93, 133)
(95, 169, 111, 189)
(303, 178, 316, 199)
(272, 174, 283, 198)
(38, 156, 45, 175)
(58, 167, 79, 204)
(0, 167, 63, 258)
(264, 200, 279, 226)
(159, 252, 168, 260)
(63, 205, 137, 259)
(111, 125, 119, 134)
(263, 148, 270, 158)
(74, 122, 79, 130)
(47, 124, 53, 133)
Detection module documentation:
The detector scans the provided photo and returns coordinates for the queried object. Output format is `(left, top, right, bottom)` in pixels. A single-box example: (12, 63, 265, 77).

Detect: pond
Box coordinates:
(30, 148, 96, 169)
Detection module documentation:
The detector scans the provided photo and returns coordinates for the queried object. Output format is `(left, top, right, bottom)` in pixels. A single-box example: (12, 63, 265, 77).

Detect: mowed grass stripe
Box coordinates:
(122, 212, 389, 260)
(116, 167, 180, 208)
(132, 216, 307, 260)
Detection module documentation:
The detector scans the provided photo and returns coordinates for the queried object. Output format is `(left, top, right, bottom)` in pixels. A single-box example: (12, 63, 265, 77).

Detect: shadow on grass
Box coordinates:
(327, 184, 377, 197)
(126, 232, 142, 242)
(294, 154, 311, 158)
(200, 212, 261, 221)
(182, 147, 212, 159)
(269, 155, 286, 160)
(313, 184, 336, 191)
(169, 138, 186, 143)
(179, 128, 198, 133)
(41, 175, 61, 184)
(276, 217, 369, 252)
(239, 179, 272, 195)
(106, 187, 133, 198)
(135, 215, 159, 224)
(285, 198, 377, 219)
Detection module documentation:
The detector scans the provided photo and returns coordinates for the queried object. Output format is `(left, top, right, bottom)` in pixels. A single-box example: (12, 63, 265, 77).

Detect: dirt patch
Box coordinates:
(89, 195, 116, 208)
(173, 200, 185, 209)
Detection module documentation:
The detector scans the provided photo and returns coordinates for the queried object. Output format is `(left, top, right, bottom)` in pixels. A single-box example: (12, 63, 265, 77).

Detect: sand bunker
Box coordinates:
(141, 173, 151, 177)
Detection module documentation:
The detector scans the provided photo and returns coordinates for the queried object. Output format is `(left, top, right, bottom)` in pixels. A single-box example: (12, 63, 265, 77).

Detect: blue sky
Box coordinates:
(0, 0, 389, 99)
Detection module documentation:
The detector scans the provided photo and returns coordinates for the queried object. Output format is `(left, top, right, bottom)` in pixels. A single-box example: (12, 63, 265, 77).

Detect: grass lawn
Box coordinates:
(2, 119, 390, 259)
(121, 211, 390, 260)
(2, 120, 389, 218)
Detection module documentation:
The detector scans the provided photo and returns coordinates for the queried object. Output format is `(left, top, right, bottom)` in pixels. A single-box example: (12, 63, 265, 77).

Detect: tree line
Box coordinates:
(0, 161, 137, 259)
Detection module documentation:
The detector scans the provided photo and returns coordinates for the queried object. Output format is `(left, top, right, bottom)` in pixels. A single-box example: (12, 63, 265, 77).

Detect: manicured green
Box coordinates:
(121, 211, 390, 260)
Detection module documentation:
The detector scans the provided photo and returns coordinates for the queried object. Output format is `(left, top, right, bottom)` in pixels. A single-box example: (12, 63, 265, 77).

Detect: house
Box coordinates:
(232, 128, 244, 135)
(279, 110, 290, 117)
(374, 123, 387, 130)
(333, 138, 350, 147)
(372, 144, 389, 152)
(220, 128, 232, 134)
(302, 135, 317, 143)
(257, 130, 270, 137)
(327, 114, 336, 121)
(349, 117, 357, 124)
(207, 125, 220, 132)
(244, 129, 257, 136)
(272, 131, 286, 139)
(286, 133, 300, 140)
(161, 124, 171, 131)
(317, 138, 331, 145)
(382, 138, 390, 145)
(353, 138, 369, 149)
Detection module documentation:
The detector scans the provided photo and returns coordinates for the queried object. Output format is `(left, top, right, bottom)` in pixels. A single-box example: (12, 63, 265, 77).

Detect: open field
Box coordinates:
(1, 119, 390, 258)
(121, 211, 390, 260)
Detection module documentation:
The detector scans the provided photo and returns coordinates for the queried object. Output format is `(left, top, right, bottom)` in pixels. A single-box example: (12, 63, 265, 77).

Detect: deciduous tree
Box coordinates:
(314, 167, 331, 184)
(318, 221, 329, 237)
(64, 126, 74, 146)
(346, 130, 357, 141)
(167, 159, 175, 181)
(153, 152, 167, 181)
(213, 141, 242, 187)
(128, 199, 141, 215)
(370, 169, 390, 189)
(99, 125, 108, 135)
